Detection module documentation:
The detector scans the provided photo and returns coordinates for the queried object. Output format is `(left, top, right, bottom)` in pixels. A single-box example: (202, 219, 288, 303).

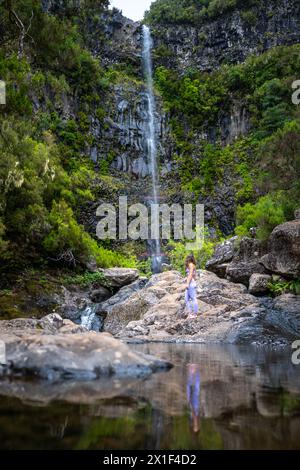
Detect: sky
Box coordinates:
(109, 0, 154, 21)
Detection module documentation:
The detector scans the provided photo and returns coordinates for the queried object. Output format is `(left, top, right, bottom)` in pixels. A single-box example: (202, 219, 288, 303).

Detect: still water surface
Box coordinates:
(0, 343, 299, 449)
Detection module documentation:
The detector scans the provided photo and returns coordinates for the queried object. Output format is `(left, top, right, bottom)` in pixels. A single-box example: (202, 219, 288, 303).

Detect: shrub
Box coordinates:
(168, 229, 215, 273)
(43, 200, 136, 268)
(235, 193, 286, 240)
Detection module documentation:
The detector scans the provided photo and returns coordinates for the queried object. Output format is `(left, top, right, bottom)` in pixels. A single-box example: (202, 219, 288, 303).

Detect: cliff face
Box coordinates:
(151, 0, 300, 72)
(36, 0, 300, 183)
(30, 0, 300, 237)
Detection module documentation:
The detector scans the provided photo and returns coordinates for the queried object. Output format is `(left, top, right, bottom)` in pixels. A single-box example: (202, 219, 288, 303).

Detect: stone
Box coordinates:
(84, 257, 98, 273)
(38, 313, 64, 331)
(226, 237, 267, 286)
(294, 208, 300, 220)
(206, 236, 239, 277)
(102, 290, 159, 336)
(227, 294, 300, 346)
(248, 273, 272, 295)
(53, 286, 90, 322)
(265, 294, 300, 338)
(96, 269, 300, 347)
(100, 268, 139, 287)
(0, 317, 172, 380)
(90, 286, 111, 303)
(260, 220, 300, 279)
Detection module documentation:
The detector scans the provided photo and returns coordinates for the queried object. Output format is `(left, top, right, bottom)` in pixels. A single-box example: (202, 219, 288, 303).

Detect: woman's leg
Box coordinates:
(185, 287, 192, 314)
(189, 285, 199, 316)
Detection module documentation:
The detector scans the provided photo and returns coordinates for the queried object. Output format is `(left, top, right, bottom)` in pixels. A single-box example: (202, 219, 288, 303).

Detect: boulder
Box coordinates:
(102, 290, 159, 336)
(264, 294, 300, 338)
(99, 268, 139, 287)
(206, 236, 238, 277)
(294, 208, 300, 220)
(248, 273, 272, 295)
(227, 294, 300, 346)
(90, 286, 111, 303)
(260, 220, 300, 279)
(100, 270, 300, 346)
(107, 270, 261, 342)
(53, 286, 90, 322)
(226, 237, 267, 286)
(0, 315, 172, 380)
(98, 278, 148, 335)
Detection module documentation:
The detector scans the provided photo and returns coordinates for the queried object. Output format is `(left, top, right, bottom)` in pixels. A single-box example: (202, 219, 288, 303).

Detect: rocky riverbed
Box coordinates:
(0, 314, 171, 380)
(97, 269, 299, 346)
(1, 212, 299, 380)
(1, 259, 299, 382)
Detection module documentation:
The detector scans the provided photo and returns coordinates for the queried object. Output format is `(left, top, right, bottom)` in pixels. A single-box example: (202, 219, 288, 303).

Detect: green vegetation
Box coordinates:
(235, 193, 286, 240)
(268, 278, 300, 296)
(168, 229, 216, 273)
(0, 0, 136, 273)
(154, 43, 300, 238)
(62, 270, 108, 288)
(145, 0, 263, 25)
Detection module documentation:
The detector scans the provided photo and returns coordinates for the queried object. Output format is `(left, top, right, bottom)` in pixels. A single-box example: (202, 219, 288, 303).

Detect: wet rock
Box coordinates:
(100, 268, 139, 288)
(0, 317, 172, 380)
(206, 236, 239, 277)
(226, 237, 267, 286)
(99, 270, 300, 346)
(226, 294, 300, 346)
(249, 273, 272, 295)
(260, 219, 300, 279)
(90, 286, 111, 303)
(264, 294, 300, 338)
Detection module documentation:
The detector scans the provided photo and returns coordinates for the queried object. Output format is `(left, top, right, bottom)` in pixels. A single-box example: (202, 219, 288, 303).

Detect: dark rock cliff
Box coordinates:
(151, 0, 300, 72)
(33, 0, 300, 237)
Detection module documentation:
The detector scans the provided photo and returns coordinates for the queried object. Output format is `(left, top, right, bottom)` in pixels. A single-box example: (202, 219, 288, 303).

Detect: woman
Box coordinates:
(185, 254, 199, 318)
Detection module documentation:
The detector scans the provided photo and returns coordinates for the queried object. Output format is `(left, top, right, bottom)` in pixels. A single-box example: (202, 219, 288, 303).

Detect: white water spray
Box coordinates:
(142, 25, 162, 273)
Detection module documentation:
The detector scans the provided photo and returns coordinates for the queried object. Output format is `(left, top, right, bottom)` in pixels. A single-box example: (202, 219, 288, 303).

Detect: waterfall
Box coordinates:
(142, 25, 162, 274)
(80, 304, 102, 331)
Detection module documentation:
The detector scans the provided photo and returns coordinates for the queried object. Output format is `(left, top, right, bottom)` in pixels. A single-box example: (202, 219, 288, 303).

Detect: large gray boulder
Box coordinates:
(260, 220, 300, 279)
(99, 268, 139, 287)
(90, 285, 111, 303)
(0, 314, 171, 380)
(264, 294, 300, 338)
(227, 294, 300, 345)
(100, 277, 157, 335)
(205, 236, 239, 277)
(248, 273, 272, 295)
(98, 270, 300, 347)
(226, 237, 267, 286)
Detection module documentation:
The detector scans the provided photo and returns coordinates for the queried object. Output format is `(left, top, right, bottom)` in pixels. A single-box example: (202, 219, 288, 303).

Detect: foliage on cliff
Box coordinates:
(154, 42, 300, 238)
(145, 0, 265, 25)
(0, 0, 135, 271)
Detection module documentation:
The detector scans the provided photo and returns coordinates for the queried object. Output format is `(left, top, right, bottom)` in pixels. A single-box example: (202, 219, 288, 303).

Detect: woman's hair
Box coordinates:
(185, 253, 196, 269)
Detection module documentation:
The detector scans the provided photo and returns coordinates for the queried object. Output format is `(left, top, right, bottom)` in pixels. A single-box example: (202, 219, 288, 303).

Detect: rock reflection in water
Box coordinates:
(0, 344, 299, 449)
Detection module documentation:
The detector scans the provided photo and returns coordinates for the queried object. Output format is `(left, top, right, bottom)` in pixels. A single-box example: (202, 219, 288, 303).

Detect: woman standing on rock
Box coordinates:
(185, 254, 199, 319)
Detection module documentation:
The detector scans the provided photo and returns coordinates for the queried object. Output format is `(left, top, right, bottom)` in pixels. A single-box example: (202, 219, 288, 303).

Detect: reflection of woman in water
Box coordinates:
(186, 363, 201, 434)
